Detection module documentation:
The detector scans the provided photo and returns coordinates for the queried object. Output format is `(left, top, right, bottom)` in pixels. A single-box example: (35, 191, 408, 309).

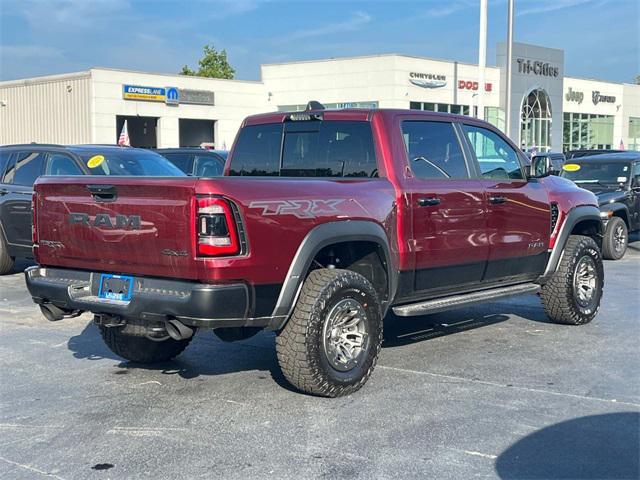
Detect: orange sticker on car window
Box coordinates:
(562, 163, 581, 172)
(87, 155, 105, 168)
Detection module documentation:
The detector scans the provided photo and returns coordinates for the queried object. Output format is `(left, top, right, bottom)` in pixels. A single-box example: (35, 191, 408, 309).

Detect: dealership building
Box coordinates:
(1, 42, 639, 153)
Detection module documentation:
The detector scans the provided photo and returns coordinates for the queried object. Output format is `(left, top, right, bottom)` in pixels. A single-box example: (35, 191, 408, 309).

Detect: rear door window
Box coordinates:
(401, 121, 469, 179)
(4, 151, 46, 186)
(45, 153, 83, 176)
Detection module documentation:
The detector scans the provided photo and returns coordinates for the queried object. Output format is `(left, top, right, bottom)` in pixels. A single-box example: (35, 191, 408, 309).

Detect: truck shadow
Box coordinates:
(495, 412, 640, 479)
(66, 294, 551, 386)
(383, 294, 553, 348)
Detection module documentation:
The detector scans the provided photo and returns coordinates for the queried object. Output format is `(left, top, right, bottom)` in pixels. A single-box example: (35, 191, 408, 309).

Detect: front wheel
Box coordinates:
(276, 269, 383, 397)
(540, 235, 604, 325)
(602, 217, 628, 260)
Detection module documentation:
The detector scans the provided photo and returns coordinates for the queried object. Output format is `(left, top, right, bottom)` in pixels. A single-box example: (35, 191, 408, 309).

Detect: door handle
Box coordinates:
(418, 197, 441, 207)
(0, 188, 9, 196)
(489, 195, 507, 204)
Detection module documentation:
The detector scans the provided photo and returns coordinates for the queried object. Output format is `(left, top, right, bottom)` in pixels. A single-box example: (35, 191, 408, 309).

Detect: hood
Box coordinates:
(594, 190, 628, 206)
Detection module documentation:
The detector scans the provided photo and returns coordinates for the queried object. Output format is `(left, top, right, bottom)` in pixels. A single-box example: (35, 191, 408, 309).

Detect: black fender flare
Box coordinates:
(537, 205, 602, 283)
(269, 220, 397, 330)
(600, 203, 631, 227)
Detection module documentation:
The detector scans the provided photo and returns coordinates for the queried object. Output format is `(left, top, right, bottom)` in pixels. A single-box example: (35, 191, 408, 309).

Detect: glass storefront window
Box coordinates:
(410, 102, 470, 115)
(562, 112, 614, 152)
(629, 117, 640, 151)
(484, 107, 505, 132)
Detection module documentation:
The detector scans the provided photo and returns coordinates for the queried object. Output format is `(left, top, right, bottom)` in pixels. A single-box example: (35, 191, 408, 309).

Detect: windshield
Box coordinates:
(560, 162, 631, 185)
(78, 150, 185, 176)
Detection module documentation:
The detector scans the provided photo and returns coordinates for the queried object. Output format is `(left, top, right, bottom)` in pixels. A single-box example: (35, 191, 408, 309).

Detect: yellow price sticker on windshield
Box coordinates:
(87, 155, 105, 168)
(562, 163, 581, 172)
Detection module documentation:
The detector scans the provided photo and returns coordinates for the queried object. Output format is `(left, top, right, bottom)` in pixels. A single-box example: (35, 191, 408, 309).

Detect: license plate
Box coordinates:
(98, 274, 134, 302)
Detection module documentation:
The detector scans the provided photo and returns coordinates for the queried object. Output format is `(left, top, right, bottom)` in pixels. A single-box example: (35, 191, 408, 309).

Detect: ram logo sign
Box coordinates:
(249, 199, 345, 219)
(69, 213, 142, 230)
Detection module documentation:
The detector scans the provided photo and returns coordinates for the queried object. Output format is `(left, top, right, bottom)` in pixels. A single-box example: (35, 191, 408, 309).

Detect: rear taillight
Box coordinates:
(31, 192, 38, 245)
(196, 197, 239, 256)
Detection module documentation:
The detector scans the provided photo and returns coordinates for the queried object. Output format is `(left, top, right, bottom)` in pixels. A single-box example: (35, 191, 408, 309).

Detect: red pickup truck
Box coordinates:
(26, 106, 604, 397)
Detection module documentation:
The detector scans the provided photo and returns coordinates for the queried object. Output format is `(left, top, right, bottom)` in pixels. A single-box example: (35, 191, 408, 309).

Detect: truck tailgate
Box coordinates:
(34, 177, 200, 279)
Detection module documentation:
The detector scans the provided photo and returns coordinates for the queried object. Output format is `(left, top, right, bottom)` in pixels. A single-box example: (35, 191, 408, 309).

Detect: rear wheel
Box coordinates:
(0, 230, 15, 275)
(99, 323, 192, 363)
(602, 216, 627, 260)
(540, 235, 604, 325)
(276, 269, 383, 397)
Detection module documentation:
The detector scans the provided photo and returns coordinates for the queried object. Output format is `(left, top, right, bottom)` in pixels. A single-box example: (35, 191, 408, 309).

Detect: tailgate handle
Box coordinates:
(87, 184, 117, 202)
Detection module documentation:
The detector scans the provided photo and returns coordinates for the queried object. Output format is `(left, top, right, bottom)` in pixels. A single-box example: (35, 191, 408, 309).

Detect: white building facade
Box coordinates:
(1, 42, 639, 153)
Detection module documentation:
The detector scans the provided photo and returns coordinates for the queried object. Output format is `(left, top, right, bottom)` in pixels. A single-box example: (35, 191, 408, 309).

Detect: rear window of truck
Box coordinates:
(229, 121, 377, 178)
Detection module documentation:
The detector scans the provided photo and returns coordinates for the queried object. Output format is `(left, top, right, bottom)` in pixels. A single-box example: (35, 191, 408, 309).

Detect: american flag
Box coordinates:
(118, 120, 130, 146)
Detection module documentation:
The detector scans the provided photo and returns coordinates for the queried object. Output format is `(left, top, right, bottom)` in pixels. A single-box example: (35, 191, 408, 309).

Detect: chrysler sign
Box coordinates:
(409, 72, 447, 89)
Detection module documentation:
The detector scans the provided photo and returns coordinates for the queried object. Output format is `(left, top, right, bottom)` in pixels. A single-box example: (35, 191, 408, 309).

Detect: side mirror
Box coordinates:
(529, 155, 552, 178)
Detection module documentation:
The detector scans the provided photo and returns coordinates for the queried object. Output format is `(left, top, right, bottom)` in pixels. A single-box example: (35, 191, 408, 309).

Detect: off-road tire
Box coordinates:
(276, 269, 383, 397)
(99, 324, 192, 363)
(602, 216, 627, 260)
(540, 235, 604, 325)
(0, 229, 15, 275)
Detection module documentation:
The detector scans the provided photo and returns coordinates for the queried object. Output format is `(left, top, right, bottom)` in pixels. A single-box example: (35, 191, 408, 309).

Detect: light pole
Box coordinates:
(477, 0, 487, 120)
(505, 0, 514, 138)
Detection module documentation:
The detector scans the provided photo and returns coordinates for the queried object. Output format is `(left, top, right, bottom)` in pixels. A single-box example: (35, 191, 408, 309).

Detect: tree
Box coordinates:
(636, 74, 640, 85)
(180, 45, 235, 79)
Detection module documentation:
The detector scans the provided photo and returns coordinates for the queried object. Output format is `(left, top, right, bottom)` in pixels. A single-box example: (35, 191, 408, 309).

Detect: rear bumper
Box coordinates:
(24, 266, 274, 329)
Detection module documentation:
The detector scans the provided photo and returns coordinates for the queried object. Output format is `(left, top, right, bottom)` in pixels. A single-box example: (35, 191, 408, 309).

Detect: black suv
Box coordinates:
(0, 144, 184, 274)
(155, 148, 226, 176)
(561, 152, 640, 259)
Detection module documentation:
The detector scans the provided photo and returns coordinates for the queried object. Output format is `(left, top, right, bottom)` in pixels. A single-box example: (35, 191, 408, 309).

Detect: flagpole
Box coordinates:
(505, 0, 514, 138)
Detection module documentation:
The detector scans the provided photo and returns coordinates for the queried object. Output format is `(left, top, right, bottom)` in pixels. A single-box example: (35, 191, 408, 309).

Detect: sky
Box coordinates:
(0, 0, 638, 83)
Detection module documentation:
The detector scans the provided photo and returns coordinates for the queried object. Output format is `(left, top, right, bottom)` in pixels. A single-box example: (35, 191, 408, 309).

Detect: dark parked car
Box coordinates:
(561, 152, 640, 259)
(531, 152, 566, 175)
(566, 149, 624, 160)
(0, 144, 184, 274)
(156, 148, 227, 176)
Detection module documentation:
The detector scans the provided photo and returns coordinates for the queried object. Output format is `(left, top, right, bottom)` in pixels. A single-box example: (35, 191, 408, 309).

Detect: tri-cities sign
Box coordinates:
(516, 58, 559, 77)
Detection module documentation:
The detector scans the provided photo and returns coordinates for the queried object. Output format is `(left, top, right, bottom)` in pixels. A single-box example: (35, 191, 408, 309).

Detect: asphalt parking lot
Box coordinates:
(1, 241, 639, 480)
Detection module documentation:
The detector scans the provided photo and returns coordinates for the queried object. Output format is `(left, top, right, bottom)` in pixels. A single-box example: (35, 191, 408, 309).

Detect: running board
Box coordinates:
(392, 283, 541, 317)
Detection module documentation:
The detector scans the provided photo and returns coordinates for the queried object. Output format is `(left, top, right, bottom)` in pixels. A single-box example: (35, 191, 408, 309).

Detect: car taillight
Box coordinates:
(196, 197, 239, 256)
(31, 192, 38, 245)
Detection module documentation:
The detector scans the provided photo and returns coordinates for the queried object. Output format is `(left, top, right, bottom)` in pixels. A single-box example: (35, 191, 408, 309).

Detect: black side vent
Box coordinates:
(550, 203, 559, 233)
